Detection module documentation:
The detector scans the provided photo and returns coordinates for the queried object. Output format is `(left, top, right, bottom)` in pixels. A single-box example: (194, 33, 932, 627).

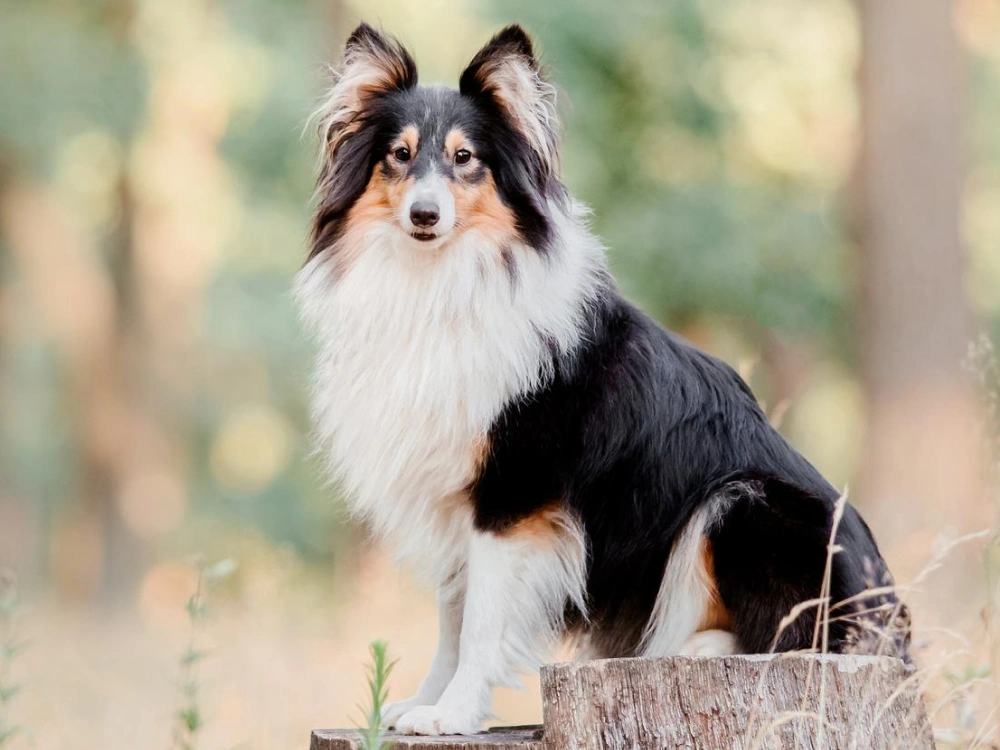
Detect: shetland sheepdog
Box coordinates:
(296, 23, 910, 736)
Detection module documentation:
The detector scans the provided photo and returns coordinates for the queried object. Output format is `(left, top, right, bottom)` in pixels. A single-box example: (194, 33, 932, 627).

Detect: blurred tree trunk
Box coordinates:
(856, 0, 991, 612)
(0, 178, 139, 602)
(81, 1, 144, 603)
(95, 175, 145, 600)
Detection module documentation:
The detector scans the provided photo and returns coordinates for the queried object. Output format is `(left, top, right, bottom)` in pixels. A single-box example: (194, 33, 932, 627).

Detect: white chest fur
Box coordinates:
(296, 208, 606, 581)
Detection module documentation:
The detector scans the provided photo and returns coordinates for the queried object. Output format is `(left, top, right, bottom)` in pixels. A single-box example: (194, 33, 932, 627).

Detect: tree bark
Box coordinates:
(541, 655, 931, 750)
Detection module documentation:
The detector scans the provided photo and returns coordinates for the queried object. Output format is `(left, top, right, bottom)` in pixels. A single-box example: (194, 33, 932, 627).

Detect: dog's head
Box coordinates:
(310, 24, 562, 265)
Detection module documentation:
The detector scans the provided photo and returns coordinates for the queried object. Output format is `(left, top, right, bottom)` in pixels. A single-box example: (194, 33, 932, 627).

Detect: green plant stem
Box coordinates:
(357, 640, 396, 750)
(173, 562, 206, 750)
(0, 570, 21, 748)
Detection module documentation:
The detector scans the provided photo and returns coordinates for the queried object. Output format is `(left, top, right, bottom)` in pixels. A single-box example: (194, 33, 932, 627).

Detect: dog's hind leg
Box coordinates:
(708, 478, 910, 659)
(639, 496, 741, 658)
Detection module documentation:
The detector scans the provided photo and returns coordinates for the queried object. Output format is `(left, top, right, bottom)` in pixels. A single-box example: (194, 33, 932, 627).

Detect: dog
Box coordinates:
(295, 23, 911, 736)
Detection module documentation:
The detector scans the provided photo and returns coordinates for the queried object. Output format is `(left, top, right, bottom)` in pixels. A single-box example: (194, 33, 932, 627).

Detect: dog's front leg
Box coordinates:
(384, 579, 464, 728)
(395, 529, 573, 736)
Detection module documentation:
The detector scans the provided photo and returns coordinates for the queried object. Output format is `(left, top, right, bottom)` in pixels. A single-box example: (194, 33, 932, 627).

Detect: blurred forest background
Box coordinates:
(1, 0, 999, 748)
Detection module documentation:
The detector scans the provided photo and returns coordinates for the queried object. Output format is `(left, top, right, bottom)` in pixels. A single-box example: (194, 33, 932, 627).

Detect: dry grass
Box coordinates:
(743, 509, 1000, 749)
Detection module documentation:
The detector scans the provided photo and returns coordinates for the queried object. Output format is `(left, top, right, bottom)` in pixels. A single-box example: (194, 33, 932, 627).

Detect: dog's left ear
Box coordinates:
(460, 25, 559, 176)
(317, 23, 417, 159)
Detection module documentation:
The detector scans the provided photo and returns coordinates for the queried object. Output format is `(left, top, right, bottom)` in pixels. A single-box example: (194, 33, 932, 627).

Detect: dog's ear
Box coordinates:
(460, 25, 559, 175)
(309, 25, 416, 261)
(316, 23, 417, 157)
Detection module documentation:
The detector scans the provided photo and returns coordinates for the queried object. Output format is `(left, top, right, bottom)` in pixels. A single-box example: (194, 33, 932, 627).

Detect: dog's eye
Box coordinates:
(393, 147, 411, 162)
(454, 149, 472, 166)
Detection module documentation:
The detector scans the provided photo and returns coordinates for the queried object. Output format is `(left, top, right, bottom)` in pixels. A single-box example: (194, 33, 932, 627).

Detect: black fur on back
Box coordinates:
(470, 288, 910, 659)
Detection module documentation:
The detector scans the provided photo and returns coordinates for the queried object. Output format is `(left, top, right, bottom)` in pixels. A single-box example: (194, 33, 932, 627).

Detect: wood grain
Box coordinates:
(540, 654, 933, 749)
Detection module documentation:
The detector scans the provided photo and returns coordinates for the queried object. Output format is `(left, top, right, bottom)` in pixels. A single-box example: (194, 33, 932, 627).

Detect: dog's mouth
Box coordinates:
(411, 231, 438, 242)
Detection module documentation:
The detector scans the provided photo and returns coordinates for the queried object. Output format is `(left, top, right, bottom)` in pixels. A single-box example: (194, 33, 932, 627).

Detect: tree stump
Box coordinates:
(541, 654, 932, 749)
(311, 654, 933, 750)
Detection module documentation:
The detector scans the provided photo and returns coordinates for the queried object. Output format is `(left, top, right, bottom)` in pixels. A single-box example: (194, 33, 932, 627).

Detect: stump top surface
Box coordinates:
(541, 651, 906, 673)
(310, 726, 543, 750)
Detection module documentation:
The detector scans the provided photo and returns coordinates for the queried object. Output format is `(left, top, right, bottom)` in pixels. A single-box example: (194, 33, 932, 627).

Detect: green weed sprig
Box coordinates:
(0, 570, 23, 748)
(356, 640, 396, 750)
(171, 557, 238, 750)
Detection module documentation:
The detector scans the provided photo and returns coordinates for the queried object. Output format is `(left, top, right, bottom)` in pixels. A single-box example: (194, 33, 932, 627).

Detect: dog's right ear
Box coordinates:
(459, 25, 559, 177)
(316, 23, 417, 157)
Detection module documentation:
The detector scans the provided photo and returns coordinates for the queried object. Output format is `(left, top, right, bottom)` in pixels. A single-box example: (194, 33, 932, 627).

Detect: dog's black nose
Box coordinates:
(410, 202, 440, 228)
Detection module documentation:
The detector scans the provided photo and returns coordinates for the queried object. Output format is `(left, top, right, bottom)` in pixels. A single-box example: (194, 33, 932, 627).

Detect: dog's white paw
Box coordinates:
(383, 697, 426, 729)
(395, 704, 482, 736)
(678, 629, 740, 657)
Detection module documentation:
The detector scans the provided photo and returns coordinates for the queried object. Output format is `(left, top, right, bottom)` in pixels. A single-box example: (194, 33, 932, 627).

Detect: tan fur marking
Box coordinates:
(449, 173, 518, 242)
(445, 129, 468, 157)
(396, 125, 420, 154)
(696, 539, 733, 632)
(482, 502, 588, 621)
(333, 170, 413, 274)
(471, 433, 491, 471)
(503, 504, 575, 546)
(349, 53, 410, 106)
